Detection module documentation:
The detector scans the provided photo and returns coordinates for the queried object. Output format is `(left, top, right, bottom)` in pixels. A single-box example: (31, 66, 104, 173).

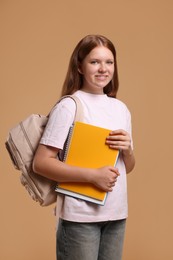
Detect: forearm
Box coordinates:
(33, 144, 121, 192)
(122, 148, 135, 173)
(33, 156, 93, 183)
(33, 157, 121, 192)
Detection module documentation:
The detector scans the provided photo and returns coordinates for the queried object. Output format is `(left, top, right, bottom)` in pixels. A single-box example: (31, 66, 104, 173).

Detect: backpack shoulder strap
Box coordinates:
(55, 95, 84, 122)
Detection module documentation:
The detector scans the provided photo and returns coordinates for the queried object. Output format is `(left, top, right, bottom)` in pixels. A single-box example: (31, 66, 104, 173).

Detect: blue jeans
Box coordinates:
(56, 219, 126, 260)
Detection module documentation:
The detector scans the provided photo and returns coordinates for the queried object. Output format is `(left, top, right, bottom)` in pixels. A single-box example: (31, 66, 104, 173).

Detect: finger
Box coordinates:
(109, 129, 126, 135)
(109, 141, 128, 146)
(106, 136, 126, 142)
(109, 142, 130, 150)
(111, 167, 120, 176)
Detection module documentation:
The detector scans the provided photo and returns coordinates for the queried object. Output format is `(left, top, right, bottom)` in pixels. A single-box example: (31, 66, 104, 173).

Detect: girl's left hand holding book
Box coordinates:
(106, 129, 135, 173)
(106, 129, 132, 153)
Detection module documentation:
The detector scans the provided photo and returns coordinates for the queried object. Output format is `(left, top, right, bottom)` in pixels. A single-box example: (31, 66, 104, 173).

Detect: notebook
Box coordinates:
(55, 121, 119, 205)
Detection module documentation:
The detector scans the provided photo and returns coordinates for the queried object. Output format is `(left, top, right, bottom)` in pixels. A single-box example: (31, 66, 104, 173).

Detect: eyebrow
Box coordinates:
(89, 58, 114, 61)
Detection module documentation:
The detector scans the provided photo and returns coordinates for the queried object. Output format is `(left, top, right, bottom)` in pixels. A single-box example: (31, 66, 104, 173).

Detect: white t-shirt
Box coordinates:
(40, 90, 133, 222)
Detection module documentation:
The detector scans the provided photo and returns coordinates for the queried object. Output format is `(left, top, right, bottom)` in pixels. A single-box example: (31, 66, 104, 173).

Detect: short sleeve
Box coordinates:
(40, 98, 76, 149)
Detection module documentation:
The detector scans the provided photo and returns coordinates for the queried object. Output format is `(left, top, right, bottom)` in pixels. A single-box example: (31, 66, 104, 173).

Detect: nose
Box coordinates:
(98, 62, 107, 73)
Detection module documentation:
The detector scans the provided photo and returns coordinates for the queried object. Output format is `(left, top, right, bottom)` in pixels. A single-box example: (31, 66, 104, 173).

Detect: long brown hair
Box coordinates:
(61, 35, 119, 98)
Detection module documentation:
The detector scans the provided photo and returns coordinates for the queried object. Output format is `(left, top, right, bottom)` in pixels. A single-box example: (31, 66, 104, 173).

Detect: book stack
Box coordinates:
(55, 121, 119, 205)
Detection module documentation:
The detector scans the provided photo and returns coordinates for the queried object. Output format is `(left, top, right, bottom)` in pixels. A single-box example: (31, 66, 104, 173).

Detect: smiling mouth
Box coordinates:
(95, 75, 108, 80)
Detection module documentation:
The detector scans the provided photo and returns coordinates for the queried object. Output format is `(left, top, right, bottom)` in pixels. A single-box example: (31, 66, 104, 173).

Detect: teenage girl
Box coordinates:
(33, 34, 135, 260)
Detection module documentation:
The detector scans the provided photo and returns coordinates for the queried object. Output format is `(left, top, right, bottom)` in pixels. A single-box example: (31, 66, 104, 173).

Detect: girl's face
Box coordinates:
(79, 46, 114, 94)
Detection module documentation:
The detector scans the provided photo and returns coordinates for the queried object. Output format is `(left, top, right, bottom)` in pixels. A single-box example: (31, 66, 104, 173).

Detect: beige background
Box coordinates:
(1, 0, 173, 259)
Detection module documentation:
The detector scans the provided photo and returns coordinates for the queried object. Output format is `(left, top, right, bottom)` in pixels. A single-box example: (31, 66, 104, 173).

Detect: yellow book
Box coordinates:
(55, 121, 119, 205)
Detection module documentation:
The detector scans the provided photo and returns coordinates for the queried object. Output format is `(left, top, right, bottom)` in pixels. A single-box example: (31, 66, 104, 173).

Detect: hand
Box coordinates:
(92, 166, 120, 192)
(106, 129, 132, 156)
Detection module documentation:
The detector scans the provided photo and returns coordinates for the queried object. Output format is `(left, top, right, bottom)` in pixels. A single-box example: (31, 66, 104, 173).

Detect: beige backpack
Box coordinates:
(5, 96, 83, 206)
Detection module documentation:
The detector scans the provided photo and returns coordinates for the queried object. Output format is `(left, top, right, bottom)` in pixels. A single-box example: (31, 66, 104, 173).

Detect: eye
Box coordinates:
(107, 60, 114, 64)
(90, 60, 99, 64)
